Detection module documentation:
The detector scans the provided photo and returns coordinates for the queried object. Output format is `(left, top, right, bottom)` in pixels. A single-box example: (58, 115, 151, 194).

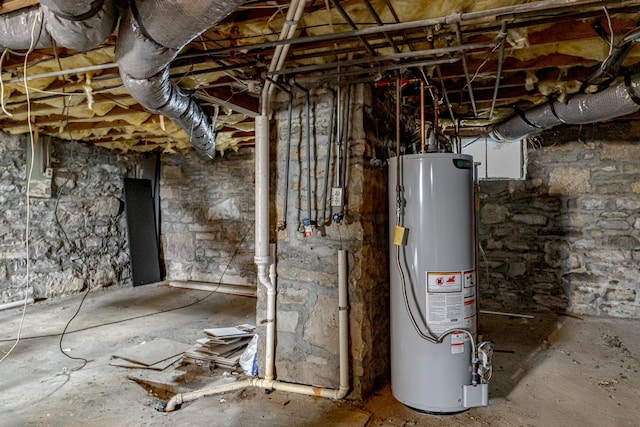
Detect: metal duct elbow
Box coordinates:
(40, 0, 117, 52)
(492, 76, 640, 142)
(122, 69, 216, 158)
(116, 0, 245, 158)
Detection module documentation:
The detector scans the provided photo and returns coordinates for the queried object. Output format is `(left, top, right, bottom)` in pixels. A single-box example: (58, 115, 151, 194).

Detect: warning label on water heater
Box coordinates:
(463, 270, 477, 331)
(450, 332, 466, 354)
(427, 272, 462, 293)
(425, 272, 464, 335)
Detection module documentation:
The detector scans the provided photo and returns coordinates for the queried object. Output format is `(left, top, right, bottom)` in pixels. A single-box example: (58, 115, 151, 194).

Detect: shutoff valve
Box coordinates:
(302, 217, 312, 236)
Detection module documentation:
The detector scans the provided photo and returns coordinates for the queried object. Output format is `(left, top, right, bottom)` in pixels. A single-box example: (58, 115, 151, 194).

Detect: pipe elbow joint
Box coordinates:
(336, 385, 350, 399)
(164, 394, 183, 412)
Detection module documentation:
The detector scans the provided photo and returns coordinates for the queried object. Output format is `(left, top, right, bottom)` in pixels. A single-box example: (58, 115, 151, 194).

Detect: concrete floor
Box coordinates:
(1, 283, 639, 426)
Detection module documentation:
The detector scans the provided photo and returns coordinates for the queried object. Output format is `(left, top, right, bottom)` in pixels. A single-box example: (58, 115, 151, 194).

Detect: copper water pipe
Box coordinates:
(420, 80, 425, 152)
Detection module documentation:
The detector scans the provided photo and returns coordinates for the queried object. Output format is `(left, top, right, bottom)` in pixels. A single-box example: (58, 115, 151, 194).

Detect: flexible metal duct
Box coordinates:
(0, 1, 115, 51)
(0, 7, 52, 50)
(40, 0, 117, 52)
(492, 76, 640, 142)
(116, 0, 245, 158)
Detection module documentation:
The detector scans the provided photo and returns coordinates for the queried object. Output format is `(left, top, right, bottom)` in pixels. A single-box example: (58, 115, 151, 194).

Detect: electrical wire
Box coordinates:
(0, 11, 40, 365)
(462, 136, 481, 149)
(602, 6, 614, 71)
(0, 48, 14, 117)
(55, 176, 90, 371)
(0, 221, 255, 344)
(465, 36, 503, 90)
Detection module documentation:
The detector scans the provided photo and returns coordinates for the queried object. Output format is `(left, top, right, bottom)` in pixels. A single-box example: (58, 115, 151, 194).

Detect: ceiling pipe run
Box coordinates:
(268, 42, 492, 77)
(116, 0, 245, 159)
(189, 0, 619, 59)
(492, 75, 640, 142)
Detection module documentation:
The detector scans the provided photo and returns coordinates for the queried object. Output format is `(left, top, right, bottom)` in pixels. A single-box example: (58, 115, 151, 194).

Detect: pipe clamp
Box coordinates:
(254, 255, 271, 265)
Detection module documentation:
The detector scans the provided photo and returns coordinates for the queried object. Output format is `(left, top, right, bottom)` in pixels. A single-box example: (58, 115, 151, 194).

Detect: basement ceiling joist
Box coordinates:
(1, 0, 640, 153)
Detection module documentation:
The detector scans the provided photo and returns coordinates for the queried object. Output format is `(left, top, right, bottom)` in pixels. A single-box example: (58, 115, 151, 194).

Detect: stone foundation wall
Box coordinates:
(479, 133, 640, 318)
(159, 151, 256, 285)
(0, 133, 139, 304)
(258, 85, 390, 399)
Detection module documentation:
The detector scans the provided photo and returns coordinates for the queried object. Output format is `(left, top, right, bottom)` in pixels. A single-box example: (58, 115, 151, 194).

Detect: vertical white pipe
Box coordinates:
(338, 249, 349, 392)
(255, 114, 275, 382)
(266, 243, 277, 381)
(255, 115, 270, 260)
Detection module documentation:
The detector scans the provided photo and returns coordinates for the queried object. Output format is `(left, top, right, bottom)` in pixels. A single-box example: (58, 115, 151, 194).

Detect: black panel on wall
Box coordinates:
(139, 153, 161, 248)
(124, 178, 162, 286)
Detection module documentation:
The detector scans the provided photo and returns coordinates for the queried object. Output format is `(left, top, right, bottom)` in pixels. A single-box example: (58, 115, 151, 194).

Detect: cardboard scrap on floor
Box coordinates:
(127, 367, 197, 396)
(183, 324, 255, 369)
(110, 338, 192, 371)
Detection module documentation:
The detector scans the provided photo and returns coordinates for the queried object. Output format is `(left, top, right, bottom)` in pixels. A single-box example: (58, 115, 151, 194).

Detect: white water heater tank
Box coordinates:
(388, 152, 482, 413)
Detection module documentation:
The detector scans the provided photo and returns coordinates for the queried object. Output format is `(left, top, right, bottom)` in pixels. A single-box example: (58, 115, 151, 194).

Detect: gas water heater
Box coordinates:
(388, 152, 492, 413)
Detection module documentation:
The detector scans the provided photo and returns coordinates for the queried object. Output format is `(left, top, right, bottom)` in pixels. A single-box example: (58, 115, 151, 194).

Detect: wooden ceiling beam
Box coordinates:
(0, 0, 39, 15)
(197, 88, 259, 118)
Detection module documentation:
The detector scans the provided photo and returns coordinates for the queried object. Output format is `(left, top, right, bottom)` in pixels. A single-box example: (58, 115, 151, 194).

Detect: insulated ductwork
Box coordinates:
(0, 1, 116, 51)
(116, 0, 245, 158)
(0, 7, 52, 50)
(40, 0, 117, 52)
(492, 75, 640, 142)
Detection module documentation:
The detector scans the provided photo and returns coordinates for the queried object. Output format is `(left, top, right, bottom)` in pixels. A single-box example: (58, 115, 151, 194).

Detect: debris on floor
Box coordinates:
(127, 367, 198, 399)
(182, 324, 256, 370)
(110, 338, 192, 370)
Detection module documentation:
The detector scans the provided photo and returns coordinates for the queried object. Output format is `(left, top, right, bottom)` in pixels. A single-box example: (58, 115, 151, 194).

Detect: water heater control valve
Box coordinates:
(477, 341, 493, 384)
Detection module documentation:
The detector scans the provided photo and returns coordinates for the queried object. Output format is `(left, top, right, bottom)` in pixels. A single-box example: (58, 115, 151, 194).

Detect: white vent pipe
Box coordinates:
(0, 298, 34, 312)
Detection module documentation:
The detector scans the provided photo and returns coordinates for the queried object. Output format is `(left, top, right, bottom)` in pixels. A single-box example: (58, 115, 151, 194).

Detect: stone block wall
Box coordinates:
(258, 84, 390, 399)
(159, 151, 256, 285)
(479, 129, 640, 318)
(0, 132, 139, 304)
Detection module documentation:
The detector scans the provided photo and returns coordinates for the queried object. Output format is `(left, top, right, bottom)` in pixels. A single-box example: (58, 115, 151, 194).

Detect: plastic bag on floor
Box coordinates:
(239, 334, 258, 376)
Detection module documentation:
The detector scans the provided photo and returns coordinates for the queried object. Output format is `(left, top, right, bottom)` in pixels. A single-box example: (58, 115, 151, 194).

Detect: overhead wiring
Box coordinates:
(0, 49, 14, 117)
(465, 32, 505, 90)
(0, 11, 41, 364)
(602, 6, 614, 70)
